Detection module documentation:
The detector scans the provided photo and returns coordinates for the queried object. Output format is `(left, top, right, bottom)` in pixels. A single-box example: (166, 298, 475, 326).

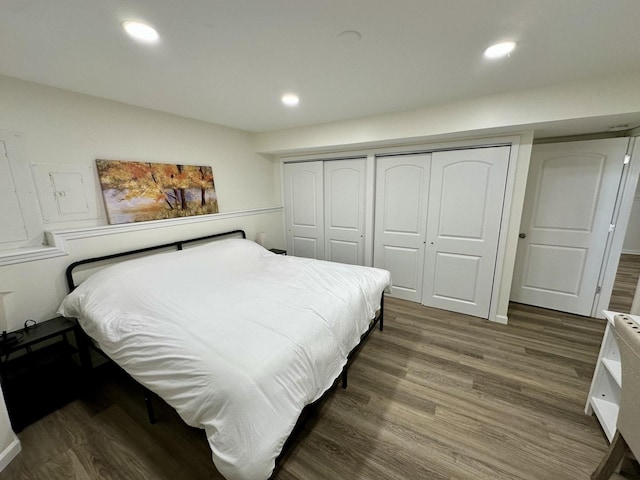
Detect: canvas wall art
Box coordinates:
(96, 159, 219, 224)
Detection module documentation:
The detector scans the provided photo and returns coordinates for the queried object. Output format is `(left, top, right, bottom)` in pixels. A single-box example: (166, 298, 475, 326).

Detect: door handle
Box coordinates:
(519, 233, 527, 239)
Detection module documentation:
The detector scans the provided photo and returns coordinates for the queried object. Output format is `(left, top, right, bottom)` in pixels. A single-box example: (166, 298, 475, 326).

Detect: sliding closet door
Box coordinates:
(324, 159, 366, 265)
(421, 146, 510, 318)
(283, 162, 325, 259)
(374, 154, 430, 301)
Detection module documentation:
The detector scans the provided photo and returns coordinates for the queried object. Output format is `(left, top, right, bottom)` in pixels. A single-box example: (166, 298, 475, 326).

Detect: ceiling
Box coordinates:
(2, 0, 640, 134)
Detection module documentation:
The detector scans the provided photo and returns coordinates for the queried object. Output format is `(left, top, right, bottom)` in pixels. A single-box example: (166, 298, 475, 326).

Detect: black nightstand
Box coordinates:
(269, 248, 287, 255)
(0, 316, 85, 431)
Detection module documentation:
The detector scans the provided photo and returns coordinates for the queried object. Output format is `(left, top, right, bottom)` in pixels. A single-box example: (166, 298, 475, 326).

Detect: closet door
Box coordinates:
(324, 159, 366, 265)
(284, 162, 324, 259)
(374, 154, 431, 301)
(421, 146, 510, 318)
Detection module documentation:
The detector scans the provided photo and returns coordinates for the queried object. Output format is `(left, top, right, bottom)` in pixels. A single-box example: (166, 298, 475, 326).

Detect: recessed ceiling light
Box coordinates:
(282, 94, 299, 107)
(122, 21, 159, 43)
(484, 41, 516, 59)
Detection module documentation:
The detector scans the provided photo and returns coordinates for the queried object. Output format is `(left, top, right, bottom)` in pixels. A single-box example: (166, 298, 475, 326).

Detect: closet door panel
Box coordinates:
(284, 162, 324, 259)
(324, 159, 366, 265)
(422, 146, 510, 318)
(374, 154, 431, 301)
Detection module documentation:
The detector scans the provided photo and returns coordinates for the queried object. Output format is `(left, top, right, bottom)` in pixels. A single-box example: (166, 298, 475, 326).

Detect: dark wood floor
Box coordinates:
(609, 253, 640, 313)
(2, 298, 639, 480)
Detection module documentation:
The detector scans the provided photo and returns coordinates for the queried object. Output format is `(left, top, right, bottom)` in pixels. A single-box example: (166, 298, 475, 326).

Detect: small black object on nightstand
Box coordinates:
(269, 248, 287, 255)
(0, 316, 85, 431)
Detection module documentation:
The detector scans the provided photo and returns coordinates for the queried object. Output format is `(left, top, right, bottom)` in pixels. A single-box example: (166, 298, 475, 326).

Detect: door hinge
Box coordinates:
(609, 223, 615, 233)
(596, 286, 602, 294)
(624, 154, 631, 165)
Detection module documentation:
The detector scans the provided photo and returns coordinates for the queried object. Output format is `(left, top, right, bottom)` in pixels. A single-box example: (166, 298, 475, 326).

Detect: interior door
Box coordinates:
(324, 158, 366, 265)
(510, 138, 628, 316)
(284, 161, 324, 259)
(374, 154, 430, 301)
(421, 146, 510, 318)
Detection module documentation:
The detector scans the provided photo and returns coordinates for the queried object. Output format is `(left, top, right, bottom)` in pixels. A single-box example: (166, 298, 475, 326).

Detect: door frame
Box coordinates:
(593, 136, 640, 317)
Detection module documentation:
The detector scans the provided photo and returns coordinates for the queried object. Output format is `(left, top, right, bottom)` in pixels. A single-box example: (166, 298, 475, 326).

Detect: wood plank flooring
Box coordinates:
(2, 298, 639, 480)
(609, 253, 640, 313)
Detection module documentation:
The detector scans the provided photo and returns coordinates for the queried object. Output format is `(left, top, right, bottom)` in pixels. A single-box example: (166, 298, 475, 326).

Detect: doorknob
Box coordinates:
(519, 233, 527, 239)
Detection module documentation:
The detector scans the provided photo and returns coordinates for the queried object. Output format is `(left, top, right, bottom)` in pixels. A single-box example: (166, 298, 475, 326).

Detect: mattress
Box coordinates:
(58, 238, 391, 480)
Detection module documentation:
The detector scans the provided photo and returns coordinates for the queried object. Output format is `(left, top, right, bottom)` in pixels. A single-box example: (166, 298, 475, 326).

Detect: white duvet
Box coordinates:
(58, 238, 390, 480)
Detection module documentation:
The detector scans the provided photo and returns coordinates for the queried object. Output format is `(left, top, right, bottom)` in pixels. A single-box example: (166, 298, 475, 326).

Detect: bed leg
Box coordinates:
(379, 293, 385, 331)
(143, 387, 156, 424)
(341, 368, 348, 389)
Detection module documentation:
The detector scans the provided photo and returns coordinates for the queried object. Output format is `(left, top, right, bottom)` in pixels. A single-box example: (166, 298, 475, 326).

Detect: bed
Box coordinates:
(58, 230, 391, 480)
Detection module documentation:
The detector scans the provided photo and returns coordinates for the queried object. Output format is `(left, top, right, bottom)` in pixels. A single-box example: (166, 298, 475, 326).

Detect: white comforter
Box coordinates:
(58, 238, 390, 480)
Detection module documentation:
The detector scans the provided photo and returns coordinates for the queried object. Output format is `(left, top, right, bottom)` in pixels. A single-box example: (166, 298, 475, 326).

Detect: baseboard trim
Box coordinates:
(0, 438, 21, 472)
(621, 249, 640, 255)
(494, 314, 508, 325)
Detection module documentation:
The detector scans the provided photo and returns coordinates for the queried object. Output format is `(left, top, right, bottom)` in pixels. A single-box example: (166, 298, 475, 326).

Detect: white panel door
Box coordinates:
(324, 159, 366, 265)
(284, 162, 325, 259)
(511, 138, 628, 316)
(422, 147, 510, 318)
(374, 154, 431, 301)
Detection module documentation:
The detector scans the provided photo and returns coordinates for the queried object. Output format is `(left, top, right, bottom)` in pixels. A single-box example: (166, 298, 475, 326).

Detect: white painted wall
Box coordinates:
(0, 75, 283, 329)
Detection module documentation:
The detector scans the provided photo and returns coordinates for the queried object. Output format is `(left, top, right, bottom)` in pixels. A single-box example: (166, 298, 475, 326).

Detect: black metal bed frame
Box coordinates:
(65, 229, 247, 292)
(63, 228, 384, 443)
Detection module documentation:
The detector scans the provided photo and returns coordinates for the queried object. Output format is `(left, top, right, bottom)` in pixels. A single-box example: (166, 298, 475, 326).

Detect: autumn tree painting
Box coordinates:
(96, 159, 219, 224)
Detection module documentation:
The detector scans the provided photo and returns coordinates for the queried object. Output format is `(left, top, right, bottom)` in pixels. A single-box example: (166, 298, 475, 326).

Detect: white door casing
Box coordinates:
(373, 154, 431, 302)
(511, 138, 628, 316)
(283, 161, 325, 259)
(421, 146, 511, 318)
(324, 159, 366, 265)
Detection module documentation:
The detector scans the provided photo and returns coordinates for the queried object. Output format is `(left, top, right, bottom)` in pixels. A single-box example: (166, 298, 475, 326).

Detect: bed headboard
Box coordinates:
(65, 229, 246, 292)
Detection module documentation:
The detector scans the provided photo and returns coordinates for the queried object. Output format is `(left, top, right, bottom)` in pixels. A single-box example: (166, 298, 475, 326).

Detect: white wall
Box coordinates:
(0, 75, 283, 328)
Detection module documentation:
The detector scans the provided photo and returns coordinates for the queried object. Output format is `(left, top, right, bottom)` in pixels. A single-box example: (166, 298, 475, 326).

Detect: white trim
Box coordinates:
(277, 134, 519, 163)
(488, 140, 521, 324)
(494, 314, 508, 325)
(0, 206, 282, 266)
(364, 154, 376, 267)
(0, 246, 67, 266)
(592, 137, 640, 318)
(0, 438, 21, 472)
(621, 250, 640, 255)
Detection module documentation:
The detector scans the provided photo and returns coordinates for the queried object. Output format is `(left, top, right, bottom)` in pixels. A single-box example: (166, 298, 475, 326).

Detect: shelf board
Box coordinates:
(602, 358, 622, 387)
(603, 310, 619, 325)
(591, 396, 619, 442)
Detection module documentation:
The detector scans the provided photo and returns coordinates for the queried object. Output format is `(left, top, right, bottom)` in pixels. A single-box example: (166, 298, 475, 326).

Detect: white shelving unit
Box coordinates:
(585, 310, 640, 441)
